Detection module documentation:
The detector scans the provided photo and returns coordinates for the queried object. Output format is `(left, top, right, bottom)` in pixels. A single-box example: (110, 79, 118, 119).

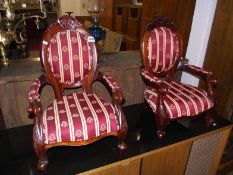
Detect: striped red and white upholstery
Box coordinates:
(141, 69, 163, 84)
(148, 27, 179, 73)
(29, 79, 41, 102)
(48, 30, 92, 85)
(144, 81, 214, 119)
(103, 74, 121, 92)
(184, 65, 214, 76)
(42, 92, 119, 144)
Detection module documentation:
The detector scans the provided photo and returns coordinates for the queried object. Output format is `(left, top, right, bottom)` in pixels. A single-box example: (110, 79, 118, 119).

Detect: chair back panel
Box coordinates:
(48, 30, 92, 84)
(148, 26, 180, 73)
(41, 16, 97, 97)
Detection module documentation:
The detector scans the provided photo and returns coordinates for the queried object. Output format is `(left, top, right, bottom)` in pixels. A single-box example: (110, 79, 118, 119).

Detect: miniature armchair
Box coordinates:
(140, 17, 217, 138)
(27, 16, 127, 171)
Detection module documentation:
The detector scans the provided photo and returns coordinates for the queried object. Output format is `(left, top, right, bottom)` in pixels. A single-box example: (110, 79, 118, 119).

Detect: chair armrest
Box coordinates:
(29, 79, 42, 102)
(141, 68, 167, 94)
(28, 75, 47, 115)
(95, 72, 127, 131)
(181, 64, 216, 81)
(95, 71, 124, 104)
(102, 73, 121, 92)
(181, 64, 217, 101)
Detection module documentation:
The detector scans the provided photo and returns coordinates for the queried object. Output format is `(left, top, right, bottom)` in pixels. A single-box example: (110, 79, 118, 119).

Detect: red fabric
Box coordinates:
(49, 30, 92, 85)
(184, 64, 213, 76)
(103, 74, 120, 92)
(29, 79, 41, 102)
(148, 27, 179, 73)
(144, 81, 214, 119)
(42, 92, 119, 144)
(141, 69, 163, 84)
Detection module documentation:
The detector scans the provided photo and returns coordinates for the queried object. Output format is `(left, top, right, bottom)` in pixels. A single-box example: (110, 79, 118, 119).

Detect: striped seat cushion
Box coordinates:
(144, 81, 214, 119)
(42, 92, 119, 144)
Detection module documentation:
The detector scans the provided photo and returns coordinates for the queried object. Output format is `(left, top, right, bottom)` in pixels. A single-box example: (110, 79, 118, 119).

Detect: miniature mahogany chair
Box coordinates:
(27, 16, 127, 171)
(140, 17, 217, 138)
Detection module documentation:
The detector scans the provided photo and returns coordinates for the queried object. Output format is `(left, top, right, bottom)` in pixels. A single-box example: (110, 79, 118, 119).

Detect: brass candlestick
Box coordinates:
(0, 0, 47, 69)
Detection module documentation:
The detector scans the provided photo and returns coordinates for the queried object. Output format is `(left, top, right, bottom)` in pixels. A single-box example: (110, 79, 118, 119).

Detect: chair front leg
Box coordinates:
(205, 76, 217, 127)
(32, 104, 48, 171)
(113, 93, 128, 151)
(155, 94, 170, 139)
(116, 108, 128, 151)
(95, 72, 128, 150)
(205, 108, 216, 127)
(207, 75, 217, 103)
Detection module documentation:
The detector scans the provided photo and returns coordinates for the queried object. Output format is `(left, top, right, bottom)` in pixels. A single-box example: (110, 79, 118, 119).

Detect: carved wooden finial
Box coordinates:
(146, 16, 175, 32)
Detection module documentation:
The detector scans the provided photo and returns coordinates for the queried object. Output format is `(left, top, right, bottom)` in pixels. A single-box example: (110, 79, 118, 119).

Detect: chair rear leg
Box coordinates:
(205, 108, 216, 127)
(144, 99, 149, 109)
(117, 138, 127, 151)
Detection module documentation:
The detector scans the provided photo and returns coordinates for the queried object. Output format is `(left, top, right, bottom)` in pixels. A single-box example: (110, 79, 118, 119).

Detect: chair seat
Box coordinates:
(145, 81, 214, 119)
(42, 92, 119, 144)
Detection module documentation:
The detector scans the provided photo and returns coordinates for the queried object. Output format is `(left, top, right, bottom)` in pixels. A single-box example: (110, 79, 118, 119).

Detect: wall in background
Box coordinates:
(57, 0, 82, 17)
(140, 0, 196, 55)
(181, 0, 217, 86)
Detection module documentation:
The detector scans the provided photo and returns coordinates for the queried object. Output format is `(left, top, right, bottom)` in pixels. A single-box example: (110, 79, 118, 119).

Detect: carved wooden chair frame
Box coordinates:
(28, 16, 127, 171)
(140, 16, 217, 138)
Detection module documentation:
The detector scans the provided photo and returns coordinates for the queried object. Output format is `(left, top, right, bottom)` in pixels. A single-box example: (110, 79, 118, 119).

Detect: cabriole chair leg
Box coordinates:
(34, 141, 48, 171)
(155, 115, 169, 139)
(117, 131, 127, 151)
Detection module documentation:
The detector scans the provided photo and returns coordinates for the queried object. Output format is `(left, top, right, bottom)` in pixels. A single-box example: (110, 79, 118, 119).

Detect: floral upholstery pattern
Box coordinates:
(42, 92, 119, 144)
(48, 30, 92, 85)
(103, 74, 121, 92)
(29, 79, 41, 102)
(145, 81, 214, 119)
(148, 27, 179, 73)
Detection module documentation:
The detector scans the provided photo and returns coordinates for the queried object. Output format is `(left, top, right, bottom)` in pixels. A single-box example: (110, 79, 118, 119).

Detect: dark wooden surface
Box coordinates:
(0, 103, 232, 175)
(202, 1, 233, 172)
(202, 0, 233, 120)
(113, 3, 142, 50)
(140, 0, 196, 56)
(100, 0, 114, 30)
(175, 0, 196, 56)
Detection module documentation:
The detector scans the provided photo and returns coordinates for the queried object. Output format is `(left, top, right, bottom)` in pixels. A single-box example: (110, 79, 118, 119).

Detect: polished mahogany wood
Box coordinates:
(140, 16, 217, 138)
(202, 0, 233, 119)
(140, 0, 196, 56)
(27, 16, 128, 171)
